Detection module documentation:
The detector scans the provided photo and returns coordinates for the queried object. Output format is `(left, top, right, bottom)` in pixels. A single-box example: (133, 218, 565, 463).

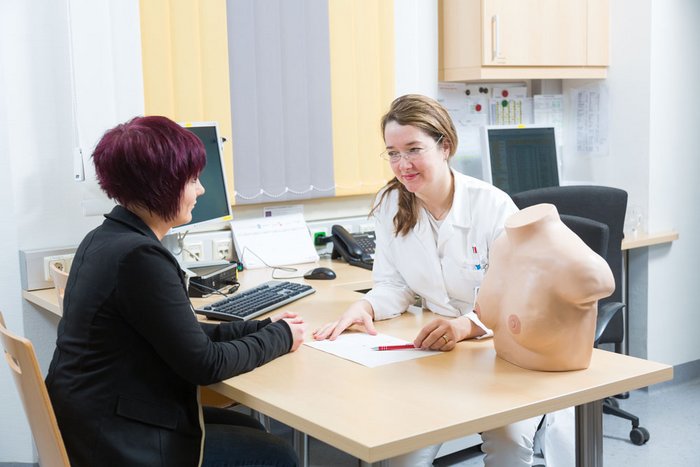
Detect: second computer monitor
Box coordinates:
(481, 125, 560, 196)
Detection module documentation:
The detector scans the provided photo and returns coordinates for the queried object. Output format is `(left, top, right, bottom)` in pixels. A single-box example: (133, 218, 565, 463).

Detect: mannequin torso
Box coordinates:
(476, 204, 615, 371)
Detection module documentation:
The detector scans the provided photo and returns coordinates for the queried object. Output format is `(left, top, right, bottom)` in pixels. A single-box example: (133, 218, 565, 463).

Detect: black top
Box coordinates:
(46, 206, 292, 467)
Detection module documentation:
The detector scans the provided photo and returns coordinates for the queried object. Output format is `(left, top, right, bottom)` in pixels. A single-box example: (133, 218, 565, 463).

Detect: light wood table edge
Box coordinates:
(621, 230, 679, 250)
(23, 289, 61, 316)
(207, 356, 672, 463)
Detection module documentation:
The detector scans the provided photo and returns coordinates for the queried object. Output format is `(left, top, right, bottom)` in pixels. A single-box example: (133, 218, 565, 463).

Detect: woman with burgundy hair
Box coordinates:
(46, 116, 303, 466)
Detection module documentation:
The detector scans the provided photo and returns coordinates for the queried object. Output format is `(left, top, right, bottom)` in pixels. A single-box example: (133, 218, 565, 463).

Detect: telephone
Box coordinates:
(330, 225, 375, 270)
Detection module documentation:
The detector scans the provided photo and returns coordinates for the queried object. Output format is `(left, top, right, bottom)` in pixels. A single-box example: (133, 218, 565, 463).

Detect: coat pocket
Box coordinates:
(116, 394, 179, 430)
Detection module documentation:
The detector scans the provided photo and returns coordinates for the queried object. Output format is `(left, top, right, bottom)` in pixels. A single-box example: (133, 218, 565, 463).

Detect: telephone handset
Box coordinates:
(330, 225, 375, 270)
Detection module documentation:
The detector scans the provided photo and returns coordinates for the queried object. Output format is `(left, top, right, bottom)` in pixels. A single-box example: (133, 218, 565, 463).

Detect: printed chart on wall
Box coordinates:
(439, 82, 531, 179)
(568, 83, 609, 156)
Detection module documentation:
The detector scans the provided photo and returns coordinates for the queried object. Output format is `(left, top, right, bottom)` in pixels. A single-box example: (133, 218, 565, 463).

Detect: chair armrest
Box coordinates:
(595, 302, 625, 345)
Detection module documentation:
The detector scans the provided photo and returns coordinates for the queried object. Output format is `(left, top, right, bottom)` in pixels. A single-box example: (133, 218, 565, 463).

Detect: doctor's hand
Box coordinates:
(414, 316, 468, 352)
(312, 300, 376, 341)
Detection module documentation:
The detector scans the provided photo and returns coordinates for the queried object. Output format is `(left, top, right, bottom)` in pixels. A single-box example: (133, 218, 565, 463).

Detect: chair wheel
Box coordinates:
(630, 426, 650, 445)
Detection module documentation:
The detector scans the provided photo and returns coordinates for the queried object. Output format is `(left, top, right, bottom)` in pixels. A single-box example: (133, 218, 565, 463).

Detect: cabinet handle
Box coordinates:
(491, 15, 500, 61)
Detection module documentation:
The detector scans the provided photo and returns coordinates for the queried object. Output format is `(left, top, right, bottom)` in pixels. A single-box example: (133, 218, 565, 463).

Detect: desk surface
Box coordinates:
(22, 259, 372, 318)
(202, 275, 671, 462)
(24, 257, 673, 464)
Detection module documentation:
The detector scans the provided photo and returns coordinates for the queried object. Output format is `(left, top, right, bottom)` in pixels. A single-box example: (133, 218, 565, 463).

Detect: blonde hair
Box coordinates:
(370, 95, 458, 236)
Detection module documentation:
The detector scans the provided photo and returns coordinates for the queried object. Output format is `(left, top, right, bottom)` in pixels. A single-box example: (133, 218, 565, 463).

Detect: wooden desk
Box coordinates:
(205, 280, 671, 466)
(23, 259, 673, 467)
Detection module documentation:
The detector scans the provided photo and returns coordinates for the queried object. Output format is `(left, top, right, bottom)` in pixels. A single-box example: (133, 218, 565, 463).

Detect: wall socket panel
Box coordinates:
(163, 230, 236, 264)
(21, 231, 235, 291)
(20, 246, 78, 291)
(306, 216, 375, 255)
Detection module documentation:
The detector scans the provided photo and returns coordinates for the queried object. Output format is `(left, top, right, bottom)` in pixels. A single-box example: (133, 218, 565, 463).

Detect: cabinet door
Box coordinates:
(482, 0, 588, 66)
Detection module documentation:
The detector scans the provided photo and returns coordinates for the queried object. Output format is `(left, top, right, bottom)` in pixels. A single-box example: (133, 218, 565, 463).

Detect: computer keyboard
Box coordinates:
(195, 281, 315, 321)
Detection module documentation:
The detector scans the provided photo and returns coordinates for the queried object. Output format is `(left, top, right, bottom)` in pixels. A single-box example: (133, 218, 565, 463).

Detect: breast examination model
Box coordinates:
(476, 204, 615, 371)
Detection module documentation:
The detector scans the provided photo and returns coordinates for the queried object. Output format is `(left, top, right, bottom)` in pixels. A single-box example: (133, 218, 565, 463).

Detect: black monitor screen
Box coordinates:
(485, 127, 559, 196)
(177, 124, 232, 230)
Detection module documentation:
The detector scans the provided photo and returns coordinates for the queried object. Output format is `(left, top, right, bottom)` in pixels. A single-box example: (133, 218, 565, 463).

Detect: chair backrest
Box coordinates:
(49, 264, 69, 314)
(511, 186, 628, 345)
(559, 214, 610, 260)
(511, 185, 627, 304)
(0, 312, 70, 467)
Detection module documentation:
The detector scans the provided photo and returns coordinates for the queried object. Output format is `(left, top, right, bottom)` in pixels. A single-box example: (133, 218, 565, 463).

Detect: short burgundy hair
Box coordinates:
(93, 116, 206, 221)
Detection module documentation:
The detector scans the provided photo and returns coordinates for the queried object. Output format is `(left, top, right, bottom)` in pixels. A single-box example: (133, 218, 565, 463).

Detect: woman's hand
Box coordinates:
(284, 318, 306, 352)
(413, 316, 470, 352)
(271, 311, 305, 352)
(271, 311, 299, 323)
(312, 300, 376, 341)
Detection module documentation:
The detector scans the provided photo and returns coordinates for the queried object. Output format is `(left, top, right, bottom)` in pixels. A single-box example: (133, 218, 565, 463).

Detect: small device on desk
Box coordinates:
(330, 225, 375, 270)
(184, 263, 239, 298)
(195, 281, 315, 321)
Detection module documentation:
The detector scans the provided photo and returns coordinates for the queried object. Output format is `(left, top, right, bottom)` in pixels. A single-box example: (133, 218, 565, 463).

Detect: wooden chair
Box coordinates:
(0, 312, 70, 467)
(49, 263, 69, 314)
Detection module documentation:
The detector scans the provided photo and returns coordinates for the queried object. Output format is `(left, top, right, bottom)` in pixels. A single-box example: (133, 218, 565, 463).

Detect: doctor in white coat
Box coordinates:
(313, 95, 574, 467)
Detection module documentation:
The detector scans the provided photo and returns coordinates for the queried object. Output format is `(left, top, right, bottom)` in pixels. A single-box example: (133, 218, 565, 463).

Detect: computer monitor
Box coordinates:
(481, 125, 560, 196)
(171, 122, 233, 233)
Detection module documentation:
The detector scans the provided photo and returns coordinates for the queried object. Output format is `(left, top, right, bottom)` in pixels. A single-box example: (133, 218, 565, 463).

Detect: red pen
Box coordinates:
(372, 344, 417, 351)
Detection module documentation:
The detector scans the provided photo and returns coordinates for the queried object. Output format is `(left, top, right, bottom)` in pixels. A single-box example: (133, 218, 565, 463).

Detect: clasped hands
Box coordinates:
(311, 301, 463, 352)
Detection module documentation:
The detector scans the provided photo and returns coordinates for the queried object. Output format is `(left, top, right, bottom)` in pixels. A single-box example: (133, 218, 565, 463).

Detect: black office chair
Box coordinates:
(511, 186, 650, 446)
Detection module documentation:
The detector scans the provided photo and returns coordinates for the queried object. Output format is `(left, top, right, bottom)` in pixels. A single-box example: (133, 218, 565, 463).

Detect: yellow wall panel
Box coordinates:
(140, 0, 235, 199)
(329, 0, 395, 197)
(139, 0, 175, 116)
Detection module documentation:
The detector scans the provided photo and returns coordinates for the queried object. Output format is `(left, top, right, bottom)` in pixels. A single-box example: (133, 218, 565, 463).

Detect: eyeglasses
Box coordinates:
(379, 135, 444, 163)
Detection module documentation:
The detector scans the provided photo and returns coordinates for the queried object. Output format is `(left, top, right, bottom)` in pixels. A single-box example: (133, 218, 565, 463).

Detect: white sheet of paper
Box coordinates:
(305, 333, 440, 368)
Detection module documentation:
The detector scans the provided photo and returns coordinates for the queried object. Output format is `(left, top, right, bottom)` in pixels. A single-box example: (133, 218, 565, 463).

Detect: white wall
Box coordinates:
(0, 2, 86, 462)
(394, 0, 438, 98)
(0, 0, 144, 462)
(647, 0, 700, 364)
(0, 3, 33, 454)
(562, 0, 700, 366)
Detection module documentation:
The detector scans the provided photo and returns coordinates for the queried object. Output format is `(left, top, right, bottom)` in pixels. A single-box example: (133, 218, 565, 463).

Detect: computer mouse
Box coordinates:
(303, 267, 337, 280)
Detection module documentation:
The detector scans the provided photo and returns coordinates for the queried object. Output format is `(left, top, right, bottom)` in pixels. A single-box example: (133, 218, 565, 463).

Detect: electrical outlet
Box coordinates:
(312, 226, 329, 246)
(43, 254, 74, 281)
(212, 239, 232, 261)
(183, 242, 204, 263)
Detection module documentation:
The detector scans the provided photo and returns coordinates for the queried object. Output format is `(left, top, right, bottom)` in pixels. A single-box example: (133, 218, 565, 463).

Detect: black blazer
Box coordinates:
(46, 206, 292, 467)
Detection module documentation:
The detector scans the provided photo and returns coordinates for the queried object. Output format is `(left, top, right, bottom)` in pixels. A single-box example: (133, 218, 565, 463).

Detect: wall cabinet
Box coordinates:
(440, 0, 608, 80)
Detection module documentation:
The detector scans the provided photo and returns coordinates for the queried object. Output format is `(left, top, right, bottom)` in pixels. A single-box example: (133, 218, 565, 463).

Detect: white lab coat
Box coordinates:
(365, 171, 518, 325)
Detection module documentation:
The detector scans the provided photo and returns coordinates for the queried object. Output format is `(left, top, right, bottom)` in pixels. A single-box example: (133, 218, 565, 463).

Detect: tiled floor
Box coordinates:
(268, 376, 700, 466)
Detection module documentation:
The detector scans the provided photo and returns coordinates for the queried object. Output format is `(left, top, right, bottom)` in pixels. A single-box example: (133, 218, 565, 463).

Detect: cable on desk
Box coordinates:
(189, 280, 240, 298)
(239, 247, 305, 280)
